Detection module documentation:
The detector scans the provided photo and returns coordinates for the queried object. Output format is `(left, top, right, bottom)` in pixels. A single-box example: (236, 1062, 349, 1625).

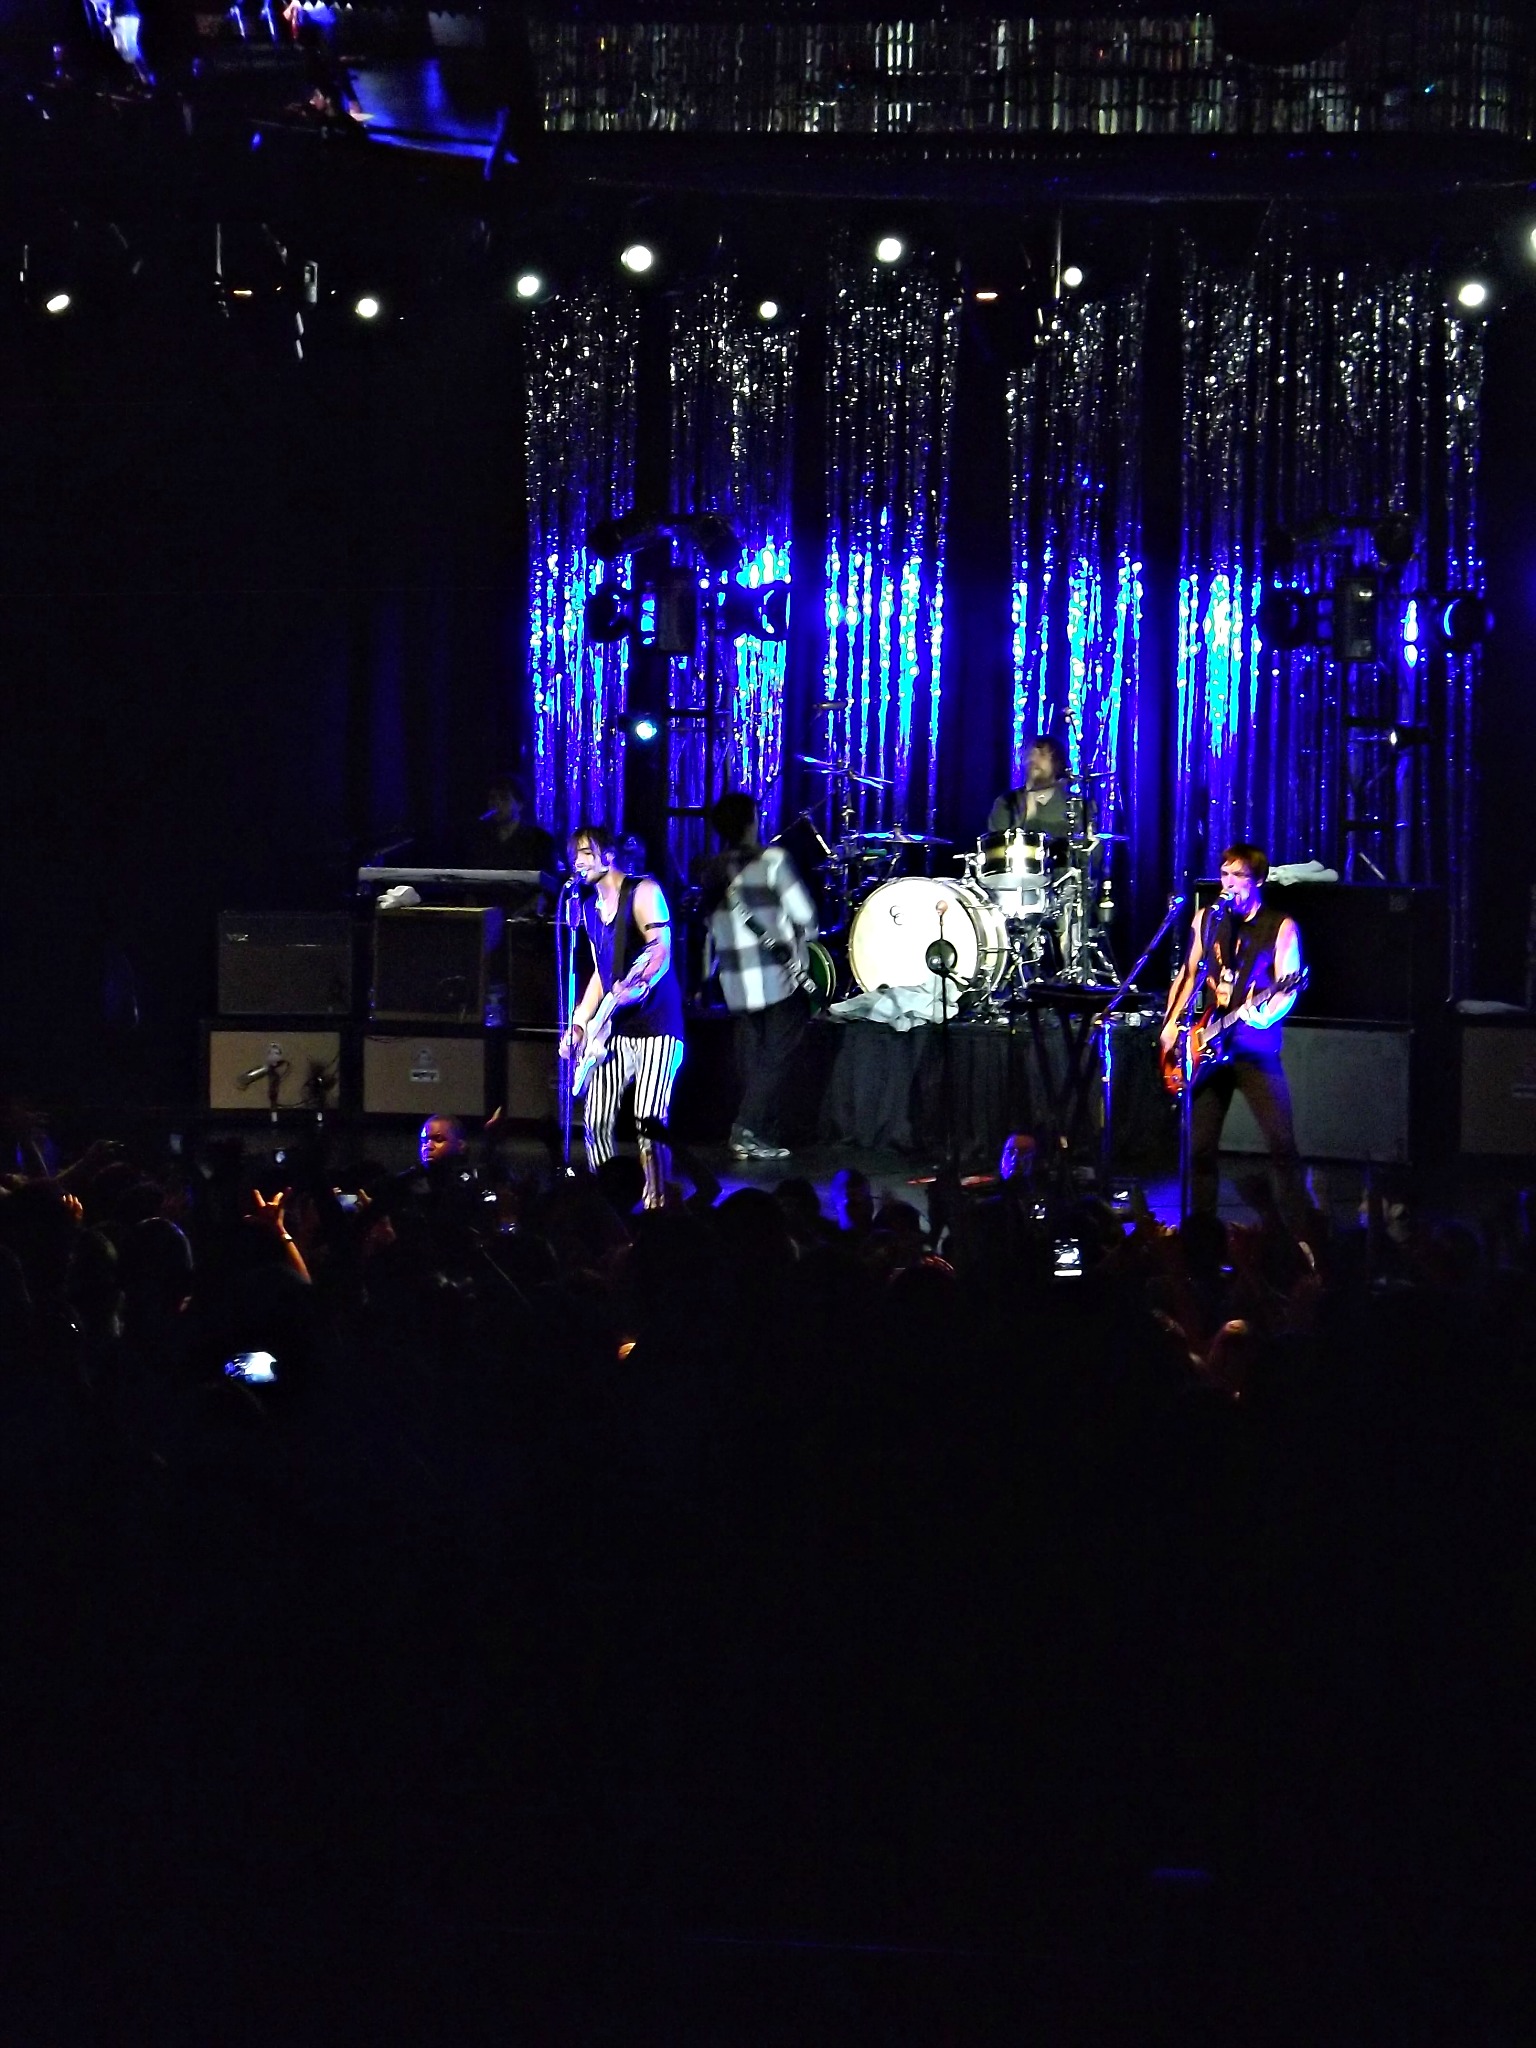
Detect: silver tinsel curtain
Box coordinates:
(1179, 229, 1483, 988)
(527, 287, 638, 839)
(822, 253, 961, 833)
(1006, 289, 1147, 839)
(669, 277, 797, 874)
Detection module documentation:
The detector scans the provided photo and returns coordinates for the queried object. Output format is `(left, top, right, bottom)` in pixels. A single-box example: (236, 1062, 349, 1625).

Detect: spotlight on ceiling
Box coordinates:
(620, 711, 661, 744)
(1061, 264, 1085, 290)
(875, 235, 905, 265)
(757, 299, 780, 322)
(43, 292, 72, 315)
(513, 271, 545, 302)
(1454, 278, 1490, 311)
(620, 243, 656, 275)
(354, 295, 383, 320)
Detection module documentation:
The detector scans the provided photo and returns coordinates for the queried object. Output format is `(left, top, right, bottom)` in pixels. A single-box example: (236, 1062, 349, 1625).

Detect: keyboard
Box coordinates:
(357, 866, 545, 887)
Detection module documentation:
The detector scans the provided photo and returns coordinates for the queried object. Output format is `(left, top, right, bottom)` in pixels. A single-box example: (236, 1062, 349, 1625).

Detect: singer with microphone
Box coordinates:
(1159, 843, 1310, 1231)
(558, 823, 685, 1209)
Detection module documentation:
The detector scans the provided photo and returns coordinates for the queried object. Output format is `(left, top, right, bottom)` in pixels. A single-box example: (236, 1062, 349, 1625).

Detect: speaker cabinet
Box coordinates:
(371, 908, 497, 1023)
(1220, 1023, 1414, 1163)
(1460, 1020, 1536, 1156)
(206, 1027, 344, 1112)
(363, 1034, 486, 1118)
(1193, 883, 1447, 1023)
(503, 1031, 562, 1122)
(217, 912, 353, 1016)
(505, 921, 559, 1028)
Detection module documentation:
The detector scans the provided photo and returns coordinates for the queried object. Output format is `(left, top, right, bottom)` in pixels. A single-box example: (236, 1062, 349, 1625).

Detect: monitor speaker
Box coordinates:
(1220, 1022, 1413, 1163)
(1460, 1021, 1536, 1156)
(371, 908, 496, 1023)
(363, 1034, 486, 1118)
(217, 913, 353, 1016)
(206, 1027, 344, 1112)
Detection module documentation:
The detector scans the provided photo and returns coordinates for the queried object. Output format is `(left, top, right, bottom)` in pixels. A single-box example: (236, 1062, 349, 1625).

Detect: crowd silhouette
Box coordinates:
(0, 1104, 1527, 2040)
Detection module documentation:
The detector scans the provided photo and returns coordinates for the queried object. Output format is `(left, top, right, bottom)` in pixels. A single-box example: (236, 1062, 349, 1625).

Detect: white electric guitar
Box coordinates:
(568, 973, 651, 1097)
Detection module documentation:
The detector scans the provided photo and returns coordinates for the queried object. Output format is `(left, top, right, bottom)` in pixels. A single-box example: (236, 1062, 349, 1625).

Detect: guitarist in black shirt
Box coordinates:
(1160, 843, 1311, 1231)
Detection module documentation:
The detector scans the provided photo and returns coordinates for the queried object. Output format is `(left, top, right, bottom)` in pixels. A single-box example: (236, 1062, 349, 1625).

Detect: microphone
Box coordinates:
(235, 1058, 289, 1091)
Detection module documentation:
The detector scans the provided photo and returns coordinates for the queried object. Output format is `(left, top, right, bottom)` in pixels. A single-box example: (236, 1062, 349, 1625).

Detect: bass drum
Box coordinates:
(848, 877, 1009, 1005)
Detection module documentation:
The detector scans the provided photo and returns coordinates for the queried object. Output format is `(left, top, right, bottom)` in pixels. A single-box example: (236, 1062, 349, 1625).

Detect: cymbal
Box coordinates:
(794, 754, 837, 771)
(848, 770, 894, 789)
(843, 829, 951, 846)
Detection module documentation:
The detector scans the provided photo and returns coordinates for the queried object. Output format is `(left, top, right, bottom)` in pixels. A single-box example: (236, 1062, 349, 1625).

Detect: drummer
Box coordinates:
(988, 734, 1072, 836)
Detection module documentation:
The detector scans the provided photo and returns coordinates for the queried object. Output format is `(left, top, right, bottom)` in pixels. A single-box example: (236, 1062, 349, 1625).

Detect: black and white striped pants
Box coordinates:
(582, 1032, 684, 1209)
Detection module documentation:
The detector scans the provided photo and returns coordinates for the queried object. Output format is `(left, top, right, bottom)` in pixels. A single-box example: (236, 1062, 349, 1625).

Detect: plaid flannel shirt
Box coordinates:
(706, 846, 818, 1013)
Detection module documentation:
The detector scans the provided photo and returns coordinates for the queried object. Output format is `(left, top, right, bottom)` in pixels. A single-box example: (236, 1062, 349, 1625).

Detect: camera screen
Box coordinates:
(1052, 1238, 1084, 1281)
(225, 1350, 278, 1384)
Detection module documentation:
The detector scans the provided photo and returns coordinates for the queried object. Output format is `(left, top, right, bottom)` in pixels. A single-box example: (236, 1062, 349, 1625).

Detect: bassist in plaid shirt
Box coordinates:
(702, 793, 819, 1162)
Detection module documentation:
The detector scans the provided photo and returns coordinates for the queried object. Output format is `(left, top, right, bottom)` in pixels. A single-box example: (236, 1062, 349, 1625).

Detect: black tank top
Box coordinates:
(582, 875, 685, 1041)
(1201, 898, 1288, 1059)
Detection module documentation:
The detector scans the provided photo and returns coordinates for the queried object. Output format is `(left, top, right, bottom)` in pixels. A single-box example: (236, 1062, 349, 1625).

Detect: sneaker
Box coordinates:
(729, 1130, 790, 1161)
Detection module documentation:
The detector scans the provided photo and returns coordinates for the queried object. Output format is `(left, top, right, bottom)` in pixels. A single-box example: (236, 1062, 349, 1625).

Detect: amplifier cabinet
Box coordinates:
(363, 1034, 487, 1118)
(1192, 883, 1447, 1024)
(206, 1026, 344, 1113)
(371, 908, 498, 1024)
(1460, 1020, 1536, 1156)
(217, 912, 353, 1017)
(503, 1031, 563, 1122)
(1220, 1022, 1414, 1164)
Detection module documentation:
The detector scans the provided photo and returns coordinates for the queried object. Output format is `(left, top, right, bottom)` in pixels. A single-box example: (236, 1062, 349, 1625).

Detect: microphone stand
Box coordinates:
(1176, 895, 1229, 1225)
(1092, 890, 1187, 1191)
(925, 912, 961, 1245)
(554, 878, 584, 1175)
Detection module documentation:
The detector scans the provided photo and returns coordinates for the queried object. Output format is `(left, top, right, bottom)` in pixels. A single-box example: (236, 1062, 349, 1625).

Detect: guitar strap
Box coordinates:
(609, 875, 641, 985)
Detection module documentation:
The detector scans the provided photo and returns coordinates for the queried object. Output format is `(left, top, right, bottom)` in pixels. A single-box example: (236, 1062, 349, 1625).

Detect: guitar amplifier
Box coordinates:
(363, 1034, 487, 1117)
(217, 913, 354, 1017)
(206, 1026, 345, 1113)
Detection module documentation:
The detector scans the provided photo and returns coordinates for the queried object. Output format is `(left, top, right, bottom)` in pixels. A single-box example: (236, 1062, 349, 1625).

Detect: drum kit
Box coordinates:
(785, 748, 1121, 1013)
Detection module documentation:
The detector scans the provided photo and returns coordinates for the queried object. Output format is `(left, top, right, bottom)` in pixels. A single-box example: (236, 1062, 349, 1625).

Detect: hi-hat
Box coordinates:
(843, 828, 950, 845)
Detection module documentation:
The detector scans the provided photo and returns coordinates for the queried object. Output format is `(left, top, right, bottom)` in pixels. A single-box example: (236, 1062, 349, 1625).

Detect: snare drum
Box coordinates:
(974, 829, 1055, 918)
(848, 876, 1008, 1006)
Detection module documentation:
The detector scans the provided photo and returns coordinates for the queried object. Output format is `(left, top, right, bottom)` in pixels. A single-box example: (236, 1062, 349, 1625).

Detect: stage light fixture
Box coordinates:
(1437, 593, 1493, 651)
(621, 712, 660, 744)
(688, 514, 743, 573)
(584, 587, 635, 644)
(620, 243, 655, 275)
(354, 295, 382, 320)
(974, 289, 999, 303)
(875, 235, 905, 265)
(637, 572, 699, 655)
(1371, 513, 1417, 569)
(43, 292, 71, 315)
(1061, 264, 1085, 290)
(513, 271, 544, 301)
(1455, 278, 1490, 310)
(757, 299, 780, 321)
(718, 580, 792, 642)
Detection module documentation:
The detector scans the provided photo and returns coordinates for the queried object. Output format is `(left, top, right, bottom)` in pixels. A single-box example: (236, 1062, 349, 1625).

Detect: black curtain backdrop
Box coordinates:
(0, 296, 528, 1104)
